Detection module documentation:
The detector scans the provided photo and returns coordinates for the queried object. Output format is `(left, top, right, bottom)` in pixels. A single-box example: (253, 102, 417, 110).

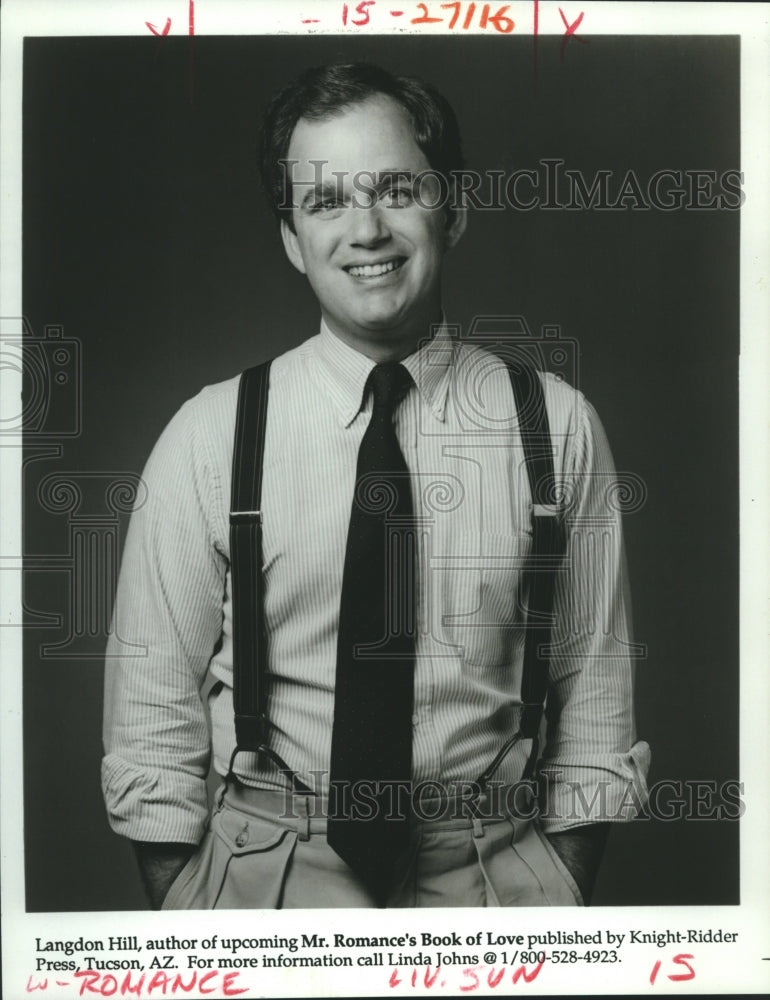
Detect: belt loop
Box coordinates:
(295, 795, 311, 842)
(461, 798, 485, 839)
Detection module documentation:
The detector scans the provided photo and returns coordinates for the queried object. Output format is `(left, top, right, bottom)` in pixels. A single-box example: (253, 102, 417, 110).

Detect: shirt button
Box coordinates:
(412, 713, 420, 726)
(235, 831, 248, 848)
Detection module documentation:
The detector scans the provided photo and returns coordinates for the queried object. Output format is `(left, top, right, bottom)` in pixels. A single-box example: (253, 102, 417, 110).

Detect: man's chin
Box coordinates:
(325, 304, 438, 350)
(333, 313, 409, 339)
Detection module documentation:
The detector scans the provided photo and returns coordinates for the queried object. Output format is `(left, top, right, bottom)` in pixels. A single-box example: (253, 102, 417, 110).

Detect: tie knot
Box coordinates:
(368, 363, 413, 414)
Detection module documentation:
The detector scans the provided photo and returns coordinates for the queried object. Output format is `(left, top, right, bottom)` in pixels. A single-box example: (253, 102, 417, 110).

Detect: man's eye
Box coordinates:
(380, 186, 413, 208)
(310, 198, 344, 212)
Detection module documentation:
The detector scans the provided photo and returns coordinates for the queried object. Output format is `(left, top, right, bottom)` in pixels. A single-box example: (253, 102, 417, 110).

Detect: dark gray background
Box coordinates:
(22, 33, 739, 910)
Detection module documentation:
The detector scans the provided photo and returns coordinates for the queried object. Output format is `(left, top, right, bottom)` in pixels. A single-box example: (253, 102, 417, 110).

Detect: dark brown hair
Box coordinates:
(259, 62, 464, 228)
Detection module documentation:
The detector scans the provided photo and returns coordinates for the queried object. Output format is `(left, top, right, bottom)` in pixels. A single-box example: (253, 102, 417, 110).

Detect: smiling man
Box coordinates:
(279, 93, 463, 360)
(102, 63, 649, 910)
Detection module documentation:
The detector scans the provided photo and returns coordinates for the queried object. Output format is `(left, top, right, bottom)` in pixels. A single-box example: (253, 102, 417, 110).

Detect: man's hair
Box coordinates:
(258, 62, 464, 227)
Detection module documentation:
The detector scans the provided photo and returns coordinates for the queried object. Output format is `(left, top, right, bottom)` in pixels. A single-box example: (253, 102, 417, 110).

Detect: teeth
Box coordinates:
(347, 259, 402, 277)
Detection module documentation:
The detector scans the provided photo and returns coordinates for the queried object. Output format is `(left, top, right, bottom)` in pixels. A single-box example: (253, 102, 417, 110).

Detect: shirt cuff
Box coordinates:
(101, 755, 210, 845)
(536, 741, 651, 833)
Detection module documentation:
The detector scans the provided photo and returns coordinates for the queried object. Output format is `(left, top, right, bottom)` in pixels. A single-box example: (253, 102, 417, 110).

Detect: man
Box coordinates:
(102, 62, 649, 909)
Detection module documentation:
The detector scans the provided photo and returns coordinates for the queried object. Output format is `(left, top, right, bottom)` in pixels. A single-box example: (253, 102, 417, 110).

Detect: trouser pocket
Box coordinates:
(162, 803, 299, 910)
(471, 818, 584, 906)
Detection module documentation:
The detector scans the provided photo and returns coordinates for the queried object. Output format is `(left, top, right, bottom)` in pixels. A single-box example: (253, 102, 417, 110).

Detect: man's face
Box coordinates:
(281, 95, 466, 360)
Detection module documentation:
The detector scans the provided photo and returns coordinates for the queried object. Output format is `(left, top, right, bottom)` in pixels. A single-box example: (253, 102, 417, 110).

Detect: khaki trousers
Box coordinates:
(162, 781, 584, 909)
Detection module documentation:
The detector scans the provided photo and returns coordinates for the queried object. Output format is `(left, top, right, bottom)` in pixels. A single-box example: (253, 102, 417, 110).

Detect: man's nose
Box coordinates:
(348, 201, 389, 246)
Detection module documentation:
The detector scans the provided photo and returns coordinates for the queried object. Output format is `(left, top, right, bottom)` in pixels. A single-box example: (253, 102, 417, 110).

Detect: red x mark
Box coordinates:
(145, 16, 172, 36)
(559, 7, 588, 63)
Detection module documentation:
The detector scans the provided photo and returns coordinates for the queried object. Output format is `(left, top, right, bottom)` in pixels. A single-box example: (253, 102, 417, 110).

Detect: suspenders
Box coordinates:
(228, 356, 565, 790)
(228, 360, 314, 793)
(229, 360, 271, 754)
(475, 362, 564, 785)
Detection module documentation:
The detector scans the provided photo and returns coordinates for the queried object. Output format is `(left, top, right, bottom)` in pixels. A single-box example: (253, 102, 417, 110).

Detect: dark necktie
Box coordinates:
(328, 363, 416, 905)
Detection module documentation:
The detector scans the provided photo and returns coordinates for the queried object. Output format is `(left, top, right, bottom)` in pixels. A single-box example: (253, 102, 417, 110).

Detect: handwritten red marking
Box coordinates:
(459, 967, 480, 992)
(145, 17, 172, 36)
(511, 960, 544, 983)
(389, 968, 402, 987)
(72, 969, 247, 997)
(26, 978, 47, 993)
(650, 954, 696, 985)
(198, 971, 218, 995)
(411, 969, 418, 986)
(168, 973, 198, 994)
(55, 984, 70, 988)
(75, 971, 101, 994)
(480, 5, 514, 33)
(121, 974, 146, 998)
(442, 2, 461, 27)
(412, 2, 442, 23)
(342, 0, 375, 23)
(188, 0, 195, 106)
(488, 967, 506, 988)
(668, 954, 696, 982)
(558, 7, 587, 62)
(424, 967, 441, 988)
(148, 970, 173, 992)
(312, 0, 517, 32)
(558, 6, 584, 33)
(221, 972, 249, 996)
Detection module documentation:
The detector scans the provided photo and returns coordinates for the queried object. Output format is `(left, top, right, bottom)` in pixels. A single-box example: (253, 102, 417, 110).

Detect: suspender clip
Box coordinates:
(230, 509, 263, 525)
(234, 713, 269, 750)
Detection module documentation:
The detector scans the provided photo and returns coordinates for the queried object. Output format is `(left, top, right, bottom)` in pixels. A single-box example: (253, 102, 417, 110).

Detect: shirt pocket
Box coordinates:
(439, 530, 531, 670)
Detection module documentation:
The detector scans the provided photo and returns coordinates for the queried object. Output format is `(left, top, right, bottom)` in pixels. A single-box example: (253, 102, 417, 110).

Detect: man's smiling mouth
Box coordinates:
(344, 257, 406, 278)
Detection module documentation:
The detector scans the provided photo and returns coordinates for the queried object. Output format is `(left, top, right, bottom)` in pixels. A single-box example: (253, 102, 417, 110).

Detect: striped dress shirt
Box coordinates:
(102, 323, 650, 844)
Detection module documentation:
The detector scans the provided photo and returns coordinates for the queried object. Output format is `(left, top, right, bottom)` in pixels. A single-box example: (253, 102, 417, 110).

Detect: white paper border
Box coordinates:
(2, 2, 768, 996)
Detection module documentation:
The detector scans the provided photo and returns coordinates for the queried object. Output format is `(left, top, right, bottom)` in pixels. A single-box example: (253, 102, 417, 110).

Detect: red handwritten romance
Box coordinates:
(27, 969, 248, 996)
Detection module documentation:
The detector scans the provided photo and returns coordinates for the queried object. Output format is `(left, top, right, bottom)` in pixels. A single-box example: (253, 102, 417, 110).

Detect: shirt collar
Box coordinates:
(312, 319, 455, 427)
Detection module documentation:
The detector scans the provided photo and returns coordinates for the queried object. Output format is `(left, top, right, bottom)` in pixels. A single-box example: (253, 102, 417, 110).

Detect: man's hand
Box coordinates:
(544, 822, 610, 905)
(132, 842, 197, 910)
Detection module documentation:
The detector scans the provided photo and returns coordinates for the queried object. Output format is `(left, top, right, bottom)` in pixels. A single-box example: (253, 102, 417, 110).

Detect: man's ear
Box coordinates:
(280, 219, 307, 275)
(444, 199, 468, 250)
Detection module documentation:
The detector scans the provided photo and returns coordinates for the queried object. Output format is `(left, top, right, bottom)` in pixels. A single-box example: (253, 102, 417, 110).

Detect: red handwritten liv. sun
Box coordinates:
(388, 961, 545, 990)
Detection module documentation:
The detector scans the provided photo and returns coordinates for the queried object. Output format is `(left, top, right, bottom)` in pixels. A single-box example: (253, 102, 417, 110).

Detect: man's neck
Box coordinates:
(321, 312, 444, 363)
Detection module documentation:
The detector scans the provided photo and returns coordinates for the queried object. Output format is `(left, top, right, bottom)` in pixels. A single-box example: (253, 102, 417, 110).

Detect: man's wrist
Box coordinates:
(132, 841, 197, 910)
